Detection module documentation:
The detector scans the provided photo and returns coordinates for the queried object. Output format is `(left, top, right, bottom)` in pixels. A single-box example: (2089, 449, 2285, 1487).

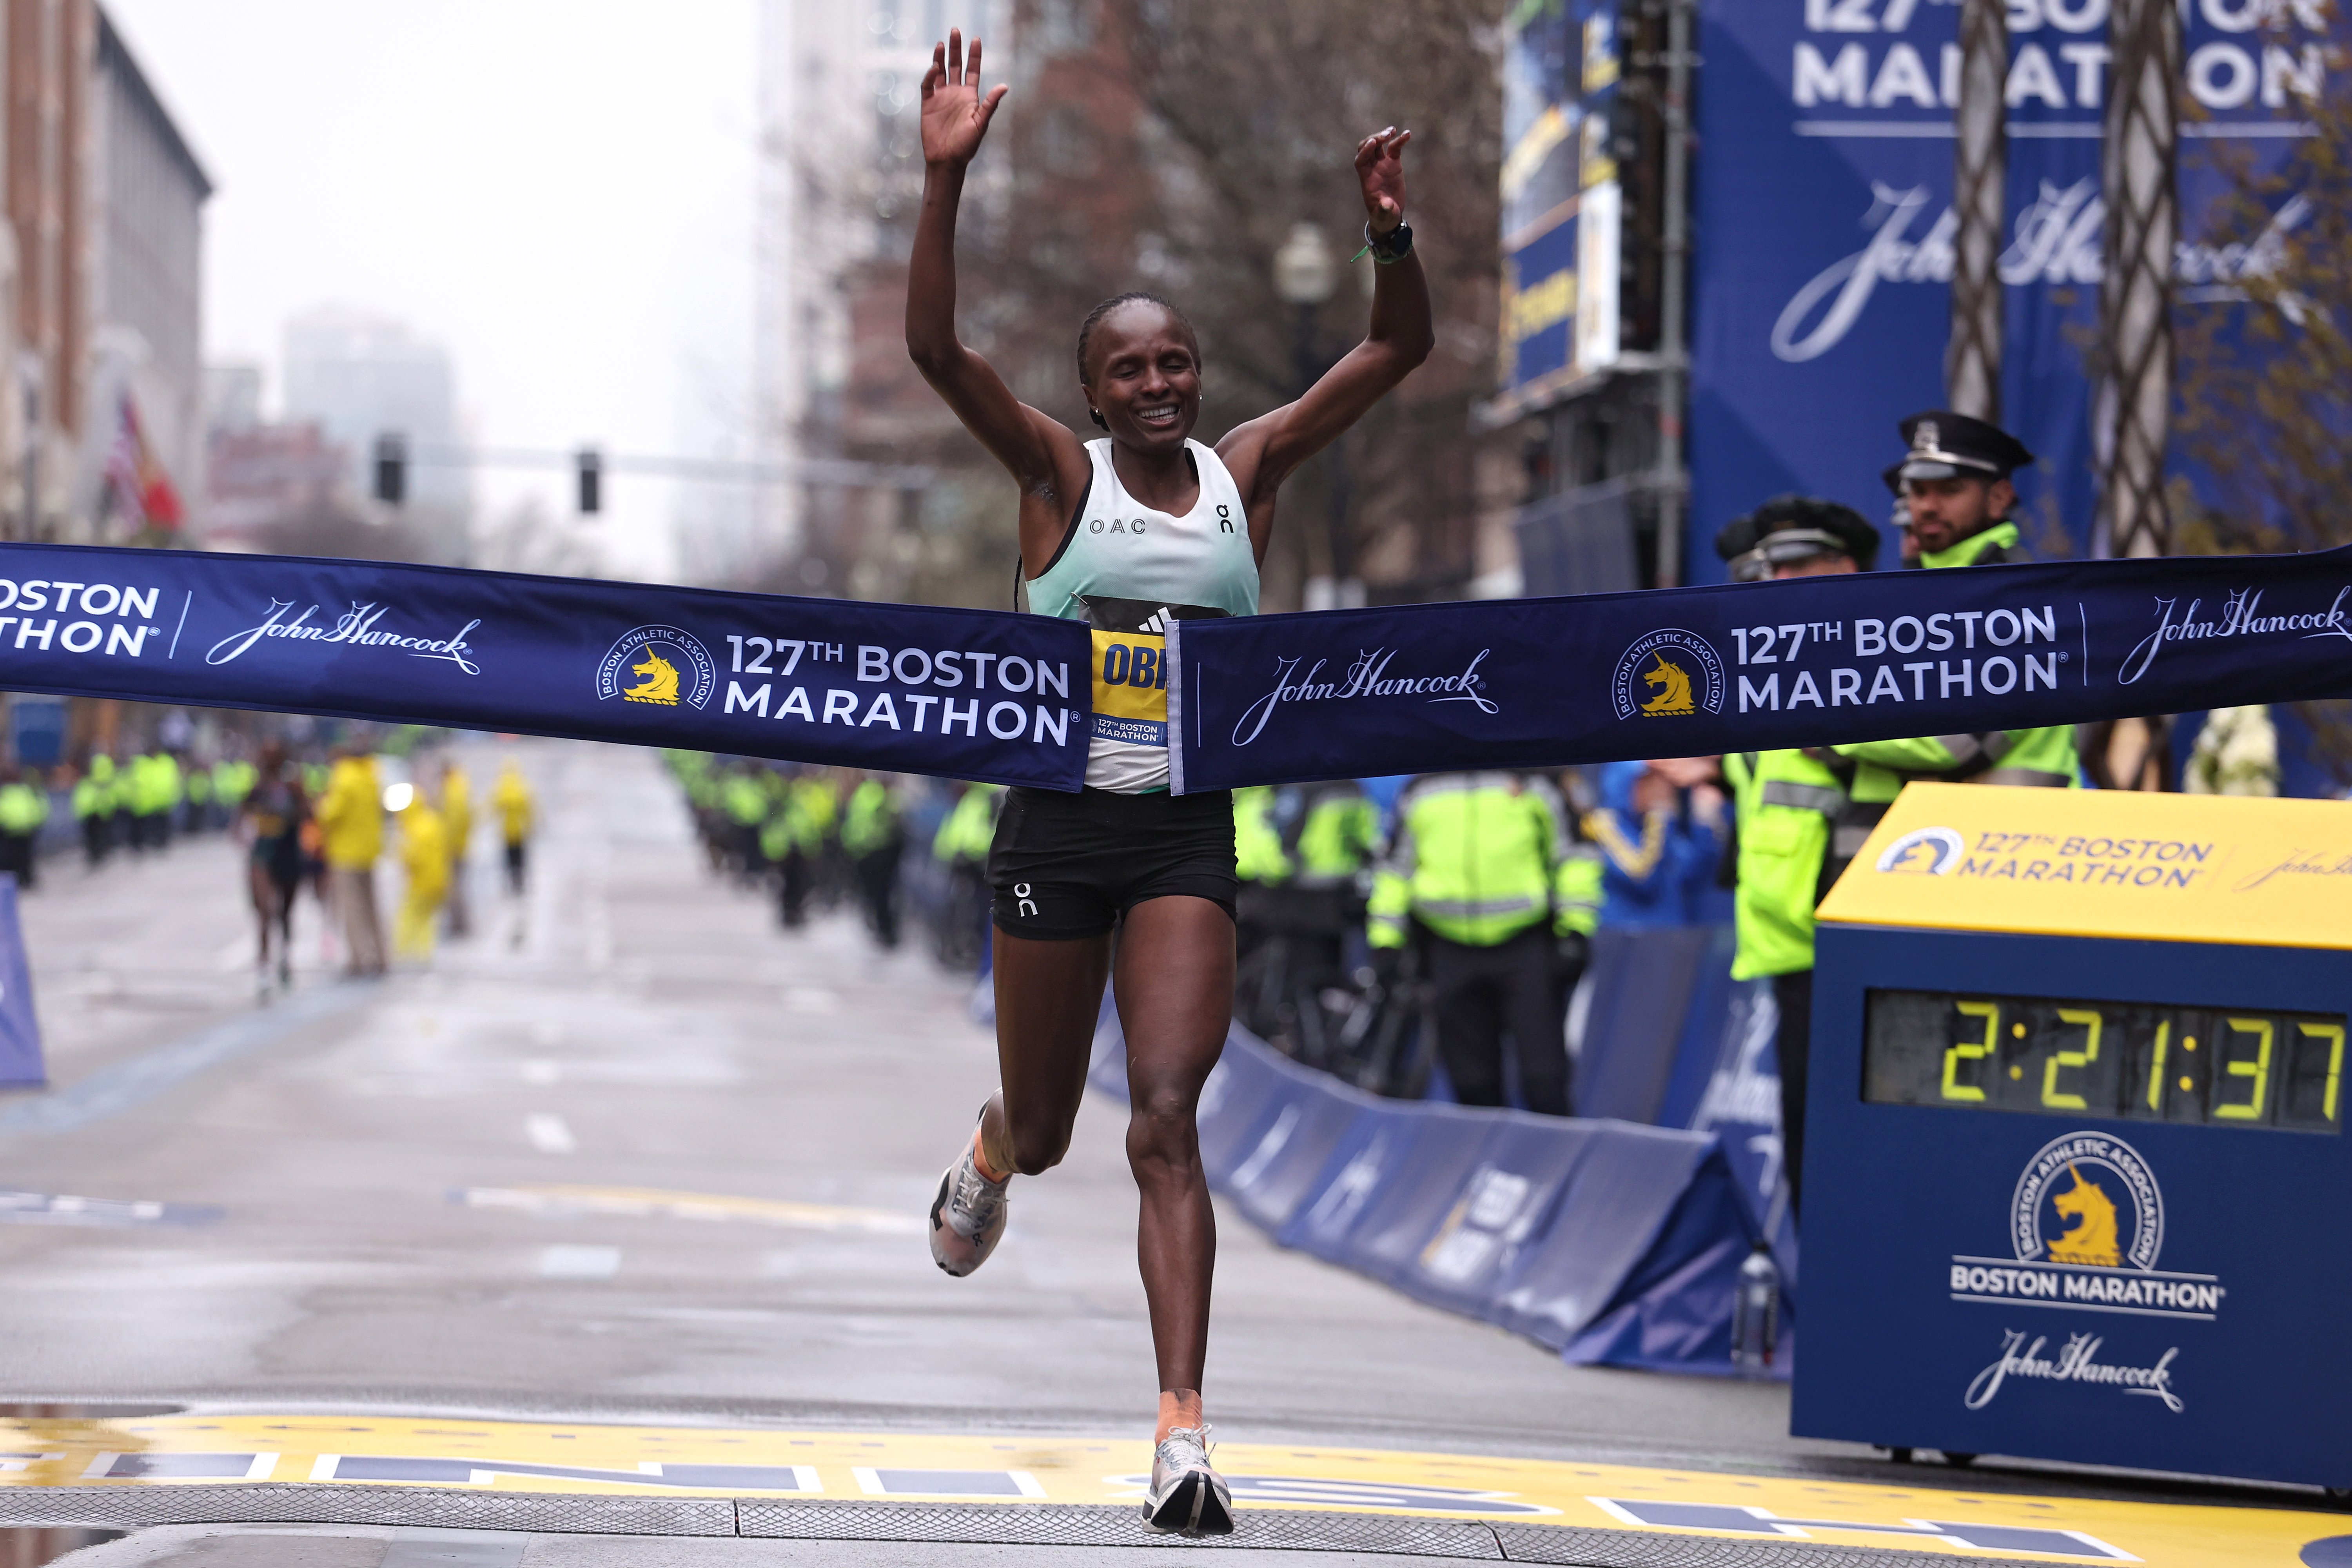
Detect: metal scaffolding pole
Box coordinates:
(1947, 0, 2007, 421)
(1652, 0, 1692, 590)
(2082, 0, 2182, 789)
(2098, 0, 2180, 561)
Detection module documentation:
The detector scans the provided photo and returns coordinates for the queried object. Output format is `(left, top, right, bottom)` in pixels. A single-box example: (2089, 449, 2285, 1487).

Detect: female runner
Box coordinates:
(236, 740, 308, 996)
(908, 31, 1430, 1535)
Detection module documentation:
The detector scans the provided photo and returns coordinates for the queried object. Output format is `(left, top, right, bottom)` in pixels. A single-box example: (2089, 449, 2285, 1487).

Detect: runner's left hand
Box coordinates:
(1355, 127, 1411, 235)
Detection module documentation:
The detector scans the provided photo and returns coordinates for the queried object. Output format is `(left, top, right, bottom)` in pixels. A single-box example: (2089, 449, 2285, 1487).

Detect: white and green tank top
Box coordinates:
(1024, 438, 1259, 793)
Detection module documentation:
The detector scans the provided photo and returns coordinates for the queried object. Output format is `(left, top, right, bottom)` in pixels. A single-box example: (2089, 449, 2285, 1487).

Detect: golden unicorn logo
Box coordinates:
(623, 648, 681, 705)
(2045, 1163, 2123, 1267)
(1639, 654, 1695, 716)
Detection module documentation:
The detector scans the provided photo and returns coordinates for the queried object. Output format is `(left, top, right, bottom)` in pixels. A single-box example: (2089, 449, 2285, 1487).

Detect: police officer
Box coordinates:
(73, 753, 118, 868)
(842, 771, 907, 951)
(719, 764, 770, 884)
(931, 781, 1002, 968)
(1853, 410, 2080, 789)
(1716, 496, 1895, 1218)
(0, 766, 50, 889)
(1882, 409, 2031, 568)
(1366, 772, 1602, 1116)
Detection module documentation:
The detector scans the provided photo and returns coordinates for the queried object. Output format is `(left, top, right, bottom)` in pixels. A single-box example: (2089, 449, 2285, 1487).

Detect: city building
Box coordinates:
(280, 305, 470, 563)
(754, 0, 1000, 600)
(0, 0, 208, 546)
(203, 419, 352, 552)
(1488, 0, 1679, 596)
(5, 0, 95, 541)
(85, 5, 210, 541)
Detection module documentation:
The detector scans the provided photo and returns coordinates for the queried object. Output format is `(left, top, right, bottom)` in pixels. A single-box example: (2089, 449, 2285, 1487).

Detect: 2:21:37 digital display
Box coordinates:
(1863, 989, 2345, 1132)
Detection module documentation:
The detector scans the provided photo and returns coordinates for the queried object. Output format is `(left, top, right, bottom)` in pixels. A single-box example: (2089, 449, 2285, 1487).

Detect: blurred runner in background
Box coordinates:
(238, 741, 308, 996)
(492, 758, 534, 895)
(0, 766, 50, 891)
(441, 758, 475, 938)
(315, 744, 387, 978)
(393, 780, 450, 963)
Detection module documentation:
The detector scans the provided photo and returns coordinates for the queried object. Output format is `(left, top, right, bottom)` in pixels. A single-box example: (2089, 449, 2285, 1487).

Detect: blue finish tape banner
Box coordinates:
(0, 544, 1090, 792)
(1170, 545, 2352, 791)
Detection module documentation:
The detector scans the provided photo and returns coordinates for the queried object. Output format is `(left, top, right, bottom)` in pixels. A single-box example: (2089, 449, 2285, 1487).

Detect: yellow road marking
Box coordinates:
(0, 1414, 2339, 1564)
(456, 1185, 924, 1236)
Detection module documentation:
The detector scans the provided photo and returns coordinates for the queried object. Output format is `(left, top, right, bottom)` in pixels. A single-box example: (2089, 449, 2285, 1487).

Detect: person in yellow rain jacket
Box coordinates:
(314, 746, 388, 977)
(440, 760, 474, 938)
(492, 759, 534, 895)
(394, 782, 450, 962)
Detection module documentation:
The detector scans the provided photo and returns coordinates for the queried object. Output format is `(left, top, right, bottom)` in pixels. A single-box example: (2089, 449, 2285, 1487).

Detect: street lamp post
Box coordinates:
(1273, 223, 1361, 610)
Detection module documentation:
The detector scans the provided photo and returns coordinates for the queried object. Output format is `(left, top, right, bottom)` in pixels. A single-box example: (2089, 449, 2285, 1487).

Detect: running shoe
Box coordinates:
(927, 1107, 1009, 1277)
(1142, 1425, 1232, 1536)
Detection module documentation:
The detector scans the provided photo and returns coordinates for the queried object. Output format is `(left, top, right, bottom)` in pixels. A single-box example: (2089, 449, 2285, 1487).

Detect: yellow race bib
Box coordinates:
(1091, 629, 1169, 746)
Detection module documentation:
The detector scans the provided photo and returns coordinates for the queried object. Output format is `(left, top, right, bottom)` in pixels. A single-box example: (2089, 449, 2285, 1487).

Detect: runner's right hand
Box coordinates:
(921, 29, 1007, 169)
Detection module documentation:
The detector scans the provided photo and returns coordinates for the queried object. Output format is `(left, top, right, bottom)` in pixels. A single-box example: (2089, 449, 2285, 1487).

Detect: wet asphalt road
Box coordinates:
(0, 738, 1801, 1466)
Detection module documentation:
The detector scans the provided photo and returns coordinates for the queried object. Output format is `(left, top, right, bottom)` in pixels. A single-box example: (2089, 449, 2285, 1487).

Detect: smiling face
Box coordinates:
(1080, 300, 1201, 453)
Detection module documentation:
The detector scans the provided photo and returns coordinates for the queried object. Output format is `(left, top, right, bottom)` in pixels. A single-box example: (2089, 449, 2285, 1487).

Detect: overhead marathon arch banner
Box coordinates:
(1167, 545, 2352, 792)
(0, 544, 1091, 792)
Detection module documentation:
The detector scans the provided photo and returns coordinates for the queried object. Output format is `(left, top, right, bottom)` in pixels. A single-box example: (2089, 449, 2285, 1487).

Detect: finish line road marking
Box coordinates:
(0, 1414, 2338, 1563)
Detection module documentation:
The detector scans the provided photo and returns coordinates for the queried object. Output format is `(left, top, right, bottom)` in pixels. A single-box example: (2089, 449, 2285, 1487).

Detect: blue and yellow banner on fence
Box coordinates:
(3, 542, 2349, 794)
(0, 544, 1091, 791)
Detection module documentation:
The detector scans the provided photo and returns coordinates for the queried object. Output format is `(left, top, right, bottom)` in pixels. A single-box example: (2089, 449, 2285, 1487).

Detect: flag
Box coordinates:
(104, 392, 183, 531)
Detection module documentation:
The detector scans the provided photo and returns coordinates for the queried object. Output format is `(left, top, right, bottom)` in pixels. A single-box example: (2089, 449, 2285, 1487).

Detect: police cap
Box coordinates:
(1714, 494, 1880, 579)
(1887, 409, 2035, 493)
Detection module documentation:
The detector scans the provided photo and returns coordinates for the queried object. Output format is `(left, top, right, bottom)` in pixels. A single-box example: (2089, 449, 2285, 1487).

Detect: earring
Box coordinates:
(1089, 408, 1108, 429)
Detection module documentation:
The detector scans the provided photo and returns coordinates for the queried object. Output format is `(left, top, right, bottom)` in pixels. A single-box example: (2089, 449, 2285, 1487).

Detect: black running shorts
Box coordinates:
(988, 786, 1235, 939)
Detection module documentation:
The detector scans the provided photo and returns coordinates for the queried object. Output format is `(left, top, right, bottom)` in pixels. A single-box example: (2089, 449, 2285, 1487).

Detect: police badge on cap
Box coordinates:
(1882, 409, 2036, 494)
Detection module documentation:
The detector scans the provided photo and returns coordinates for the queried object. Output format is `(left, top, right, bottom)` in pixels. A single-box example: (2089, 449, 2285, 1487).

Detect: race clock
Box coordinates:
(1794, 783, 2352, 1490)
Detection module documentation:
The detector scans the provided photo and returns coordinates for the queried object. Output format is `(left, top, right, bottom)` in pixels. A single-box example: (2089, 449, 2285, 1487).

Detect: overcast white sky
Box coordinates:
(107, 0, 761, 581)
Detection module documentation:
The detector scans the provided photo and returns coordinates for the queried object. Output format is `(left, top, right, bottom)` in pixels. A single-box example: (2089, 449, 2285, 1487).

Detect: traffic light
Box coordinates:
(576, 448, 601, 516)
(373, 433, 407, 506)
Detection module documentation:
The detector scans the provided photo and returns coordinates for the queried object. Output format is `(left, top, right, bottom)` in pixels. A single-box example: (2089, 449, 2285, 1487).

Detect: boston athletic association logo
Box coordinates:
(1610, 629, 1723, 721)
(1874, 826, 1965, 875)
(2011, 1132, 2163, 1273)
(1949, 1132, 2209, 1415)
(596, 625, 716, 711)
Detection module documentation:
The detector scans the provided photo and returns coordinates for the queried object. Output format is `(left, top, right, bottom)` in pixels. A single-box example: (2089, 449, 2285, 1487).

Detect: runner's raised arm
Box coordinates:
(1216, 128, 1434, 542)
(904, 29, 1090, 555)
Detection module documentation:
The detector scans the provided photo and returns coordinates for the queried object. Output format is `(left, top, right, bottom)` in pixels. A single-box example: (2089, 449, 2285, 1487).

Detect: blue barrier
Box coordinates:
(1574, 925, 1717, 1124)
(0, 877, 45, 1087)
(1561, 1146, 1793, 1378)
(1087, 992, 1775, 1376)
